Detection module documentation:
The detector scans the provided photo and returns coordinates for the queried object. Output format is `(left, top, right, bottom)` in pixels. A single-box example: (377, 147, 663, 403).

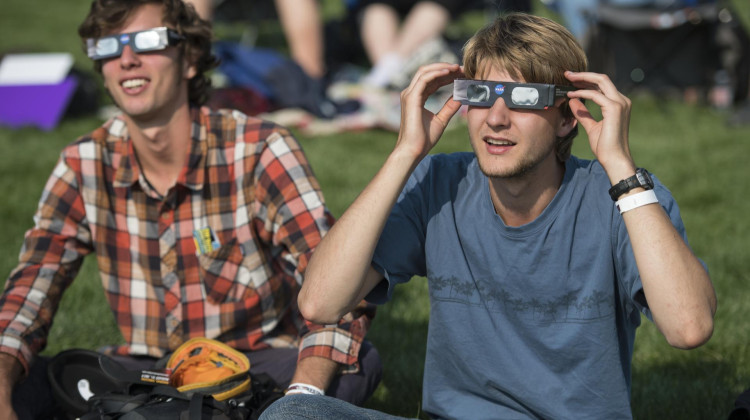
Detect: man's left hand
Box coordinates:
(565, 71, 638, 183)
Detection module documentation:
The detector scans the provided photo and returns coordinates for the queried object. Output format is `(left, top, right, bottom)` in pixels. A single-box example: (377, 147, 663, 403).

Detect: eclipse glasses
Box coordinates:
(453, 79, 576, 110)
(86, 27, 184, 60)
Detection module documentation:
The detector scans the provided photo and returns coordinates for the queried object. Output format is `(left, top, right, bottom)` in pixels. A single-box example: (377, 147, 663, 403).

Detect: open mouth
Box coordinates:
(484, 137, 515, 146)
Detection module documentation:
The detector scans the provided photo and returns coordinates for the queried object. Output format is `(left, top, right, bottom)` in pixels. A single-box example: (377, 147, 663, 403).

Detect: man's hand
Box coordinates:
(0, 353, 23, 420)
(565, 71, 637, 183)
(300, 63, 464, 325)
(394, 62, 464, 162)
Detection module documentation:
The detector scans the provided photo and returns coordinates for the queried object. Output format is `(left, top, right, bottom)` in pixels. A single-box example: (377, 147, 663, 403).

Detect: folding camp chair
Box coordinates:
(586, 1, 722, 96)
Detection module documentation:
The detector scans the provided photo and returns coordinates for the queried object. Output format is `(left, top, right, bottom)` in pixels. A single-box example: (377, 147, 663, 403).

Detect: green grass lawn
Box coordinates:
(2, 0, 750, 418)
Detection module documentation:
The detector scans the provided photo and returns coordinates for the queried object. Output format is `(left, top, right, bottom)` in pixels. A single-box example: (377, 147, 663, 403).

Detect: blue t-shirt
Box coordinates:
(369, 153, 693, 420)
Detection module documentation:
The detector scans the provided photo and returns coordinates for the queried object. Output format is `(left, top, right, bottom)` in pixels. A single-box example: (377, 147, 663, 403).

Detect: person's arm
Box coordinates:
(0, 150, 92, 417)
(250, 122, 375, 390)
(0, 353, 22, 420)
(298, 62, 464, 324)
(286, 356, 339, 393)
(566, 71, 716, 349)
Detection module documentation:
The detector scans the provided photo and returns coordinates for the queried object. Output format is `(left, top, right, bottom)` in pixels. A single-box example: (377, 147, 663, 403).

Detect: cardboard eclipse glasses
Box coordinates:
(453, 79, 576, 110)
(87, 26, 184, 60)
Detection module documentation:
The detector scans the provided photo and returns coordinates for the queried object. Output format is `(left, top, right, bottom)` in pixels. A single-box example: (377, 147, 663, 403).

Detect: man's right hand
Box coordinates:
(299, 62, 465, 325)
(0, 353, 22, 420)
(394, 62, 464, 162)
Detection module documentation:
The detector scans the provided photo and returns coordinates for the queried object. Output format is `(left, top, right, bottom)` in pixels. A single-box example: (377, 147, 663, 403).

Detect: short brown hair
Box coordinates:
(462, 13, 588, 161)
(78, 0, 218, 106)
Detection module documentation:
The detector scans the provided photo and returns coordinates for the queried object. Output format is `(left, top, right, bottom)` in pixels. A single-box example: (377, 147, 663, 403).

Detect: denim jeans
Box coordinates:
(260, 394, 415, 420)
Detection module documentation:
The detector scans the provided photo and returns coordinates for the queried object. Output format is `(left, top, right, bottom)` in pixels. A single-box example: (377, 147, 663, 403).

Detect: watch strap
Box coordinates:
(608, 168, 653, 201)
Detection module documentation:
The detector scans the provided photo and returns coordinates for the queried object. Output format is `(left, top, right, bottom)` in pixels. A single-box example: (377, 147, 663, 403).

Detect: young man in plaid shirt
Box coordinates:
(0, 1, 381, 418)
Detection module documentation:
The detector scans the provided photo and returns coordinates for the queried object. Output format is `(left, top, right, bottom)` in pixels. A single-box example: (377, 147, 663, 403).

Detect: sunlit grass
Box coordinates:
(1, 0, 750, 418)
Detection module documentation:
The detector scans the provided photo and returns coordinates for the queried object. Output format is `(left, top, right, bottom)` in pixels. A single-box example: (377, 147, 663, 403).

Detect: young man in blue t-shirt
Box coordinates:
(261, 12, 717, 420)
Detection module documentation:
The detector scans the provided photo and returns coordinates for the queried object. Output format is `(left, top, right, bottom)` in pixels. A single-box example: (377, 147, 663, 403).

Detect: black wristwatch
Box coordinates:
(608, 168, 654, 201)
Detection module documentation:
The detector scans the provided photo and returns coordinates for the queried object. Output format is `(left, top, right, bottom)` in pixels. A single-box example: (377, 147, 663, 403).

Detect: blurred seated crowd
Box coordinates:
(180, 0, 750, 130)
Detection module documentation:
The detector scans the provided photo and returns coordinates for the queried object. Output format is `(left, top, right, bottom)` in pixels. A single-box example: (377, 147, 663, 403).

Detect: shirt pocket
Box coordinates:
(198, 240, 247, 304)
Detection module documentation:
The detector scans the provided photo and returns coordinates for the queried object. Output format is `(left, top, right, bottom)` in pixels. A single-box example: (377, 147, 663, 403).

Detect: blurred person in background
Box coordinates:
(352, 0, 531, 90)
(187, 0, 328, 80)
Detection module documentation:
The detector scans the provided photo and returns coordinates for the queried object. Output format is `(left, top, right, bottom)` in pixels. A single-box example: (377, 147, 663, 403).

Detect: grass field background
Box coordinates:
(2, 1, 750, 418)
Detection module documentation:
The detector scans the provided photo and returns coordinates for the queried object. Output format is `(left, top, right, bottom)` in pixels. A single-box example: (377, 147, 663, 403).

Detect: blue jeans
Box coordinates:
(260, 394, 415, 420)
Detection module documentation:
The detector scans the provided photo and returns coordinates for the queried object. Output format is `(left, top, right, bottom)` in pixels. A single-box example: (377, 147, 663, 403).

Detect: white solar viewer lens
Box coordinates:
(510, 87, 540, 106)
(134, 30, 162, 50)
(467, 84, 491, 102)
(95, 38, 119, 56)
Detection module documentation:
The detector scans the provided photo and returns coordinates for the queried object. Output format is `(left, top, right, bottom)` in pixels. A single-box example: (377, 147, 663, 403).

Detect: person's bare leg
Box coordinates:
(360, 4, 400, 65)
(360, 4, 405, 87)
(393, 1, 450, 57)
(184, 0, 214, 20)
(275, 0, 326, 79)
(361, 2, 451, 87)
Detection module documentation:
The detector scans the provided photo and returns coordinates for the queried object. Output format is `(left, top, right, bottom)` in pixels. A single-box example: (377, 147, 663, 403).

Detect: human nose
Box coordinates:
(119, 44, 140, 68)
(484, 97, 511, 128)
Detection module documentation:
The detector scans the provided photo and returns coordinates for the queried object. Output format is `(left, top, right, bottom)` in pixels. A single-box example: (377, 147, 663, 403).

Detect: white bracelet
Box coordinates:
(615, 190, 659, 214)
(285, 382, 325, 396)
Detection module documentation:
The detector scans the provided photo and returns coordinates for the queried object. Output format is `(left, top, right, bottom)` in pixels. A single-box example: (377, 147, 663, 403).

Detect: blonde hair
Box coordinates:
(463, 13, 588, 161)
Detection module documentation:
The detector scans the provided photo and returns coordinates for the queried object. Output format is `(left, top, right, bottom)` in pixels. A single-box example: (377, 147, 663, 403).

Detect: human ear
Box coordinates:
(556, 101, 577, 138)
(556, 113, 577, 138)
(183, 59, 197, 80)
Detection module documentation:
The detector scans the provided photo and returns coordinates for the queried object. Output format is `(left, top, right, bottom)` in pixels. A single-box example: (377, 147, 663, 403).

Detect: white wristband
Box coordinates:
(615, 190, 658, 214)
(285, 382, 325, 396)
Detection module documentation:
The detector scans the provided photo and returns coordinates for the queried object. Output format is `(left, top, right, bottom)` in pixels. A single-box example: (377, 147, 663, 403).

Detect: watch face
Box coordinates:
(636, 169, 654, 189)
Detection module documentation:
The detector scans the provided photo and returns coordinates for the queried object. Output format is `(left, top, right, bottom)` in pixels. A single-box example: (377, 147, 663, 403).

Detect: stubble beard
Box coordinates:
(476, 140, 558, 180)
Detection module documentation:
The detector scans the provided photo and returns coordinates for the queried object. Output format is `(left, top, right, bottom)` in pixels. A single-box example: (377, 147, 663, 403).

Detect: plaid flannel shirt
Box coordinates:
(0, 107, 373, 373)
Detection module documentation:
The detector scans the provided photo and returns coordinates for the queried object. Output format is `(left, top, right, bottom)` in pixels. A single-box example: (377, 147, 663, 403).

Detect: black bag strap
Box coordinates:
(189, 393, 219, 420)
(189, 393, 206, 420)
(148, 386, 244, 420)
(81, 392, 150, 419)
(83, 385, 241, 420)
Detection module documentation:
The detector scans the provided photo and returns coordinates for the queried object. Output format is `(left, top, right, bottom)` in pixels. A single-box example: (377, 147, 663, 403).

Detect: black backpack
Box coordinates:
(47, 348, 283, 420)
(80, 376, 282, 420)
